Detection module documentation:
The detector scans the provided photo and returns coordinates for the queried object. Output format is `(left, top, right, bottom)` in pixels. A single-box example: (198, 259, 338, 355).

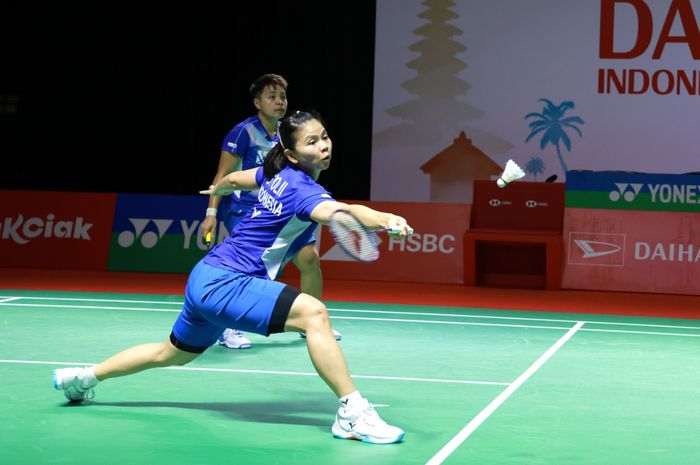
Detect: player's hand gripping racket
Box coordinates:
(327, 209, 413, 263)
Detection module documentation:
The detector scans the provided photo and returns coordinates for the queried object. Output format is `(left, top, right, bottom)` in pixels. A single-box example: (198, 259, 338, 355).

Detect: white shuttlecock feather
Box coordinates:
(496, 159, 525, 188)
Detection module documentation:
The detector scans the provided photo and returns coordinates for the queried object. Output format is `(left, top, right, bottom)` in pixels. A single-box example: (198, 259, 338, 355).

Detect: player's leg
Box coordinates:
(284, 293, 352, 396)
(217, 203, 253, 349)
(293, 242, 323, 299)
(284, 293, 403, 444)
(53, 261, 223, 402)
(293, 242, 342, 341)
(53, 338, 203, 402)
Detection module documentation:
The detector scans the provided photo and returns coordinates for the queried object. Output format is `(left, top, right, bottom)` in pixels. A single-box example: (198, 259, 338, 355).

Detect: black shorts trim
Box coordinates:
(169, 332, 208, 354)
(268, 285, 299, 335)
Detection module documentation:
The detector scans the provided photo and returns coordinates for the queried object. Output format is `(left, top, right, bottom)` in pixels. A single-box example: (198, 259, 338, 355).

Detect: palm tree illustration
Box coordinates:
(524, 156, 545, 180)
(524, 99, 584, 175)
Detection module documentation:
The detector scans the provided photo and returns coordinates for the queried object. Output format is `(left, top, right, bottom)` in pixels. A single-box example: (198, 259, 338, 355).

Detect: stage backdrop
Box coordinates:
(372, 0, 700, 202)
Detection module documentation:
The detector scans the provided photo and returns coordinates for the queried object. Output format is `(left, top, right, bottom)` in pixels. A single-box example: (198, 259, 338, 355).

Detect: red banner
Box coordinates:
(563, 208, 700, 295)
(0, 190, 116, 270)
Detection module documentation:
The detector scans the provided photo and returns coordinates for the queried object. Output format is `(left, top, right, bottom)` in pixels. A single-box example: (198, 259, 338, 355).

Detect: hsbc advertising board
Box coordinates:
(286, 201, 471, 284)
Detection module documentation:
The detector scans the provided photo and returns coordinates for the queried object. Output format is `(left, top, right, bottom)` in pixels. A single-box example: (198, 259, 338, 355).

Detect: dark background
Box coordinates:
(0, 2, 376, 200)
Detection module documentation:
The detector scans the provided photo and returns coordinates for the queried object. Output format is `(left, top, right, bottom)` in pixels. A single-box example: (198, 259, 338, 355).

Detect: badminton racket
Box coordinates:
(327, 209, 413, 263)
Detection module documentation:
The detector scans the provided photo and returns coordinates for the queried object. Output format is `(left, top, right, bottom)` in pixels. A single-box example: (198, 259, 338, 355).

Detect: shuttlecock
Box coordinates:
(496, 159, 525, 188)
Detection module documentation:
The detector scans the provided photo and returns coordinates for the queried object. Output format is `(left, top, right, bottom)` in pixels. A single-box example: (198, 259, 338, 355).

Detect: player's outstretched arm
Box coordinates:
(199, 167, 259, 196)
(311, 201, 412, 237)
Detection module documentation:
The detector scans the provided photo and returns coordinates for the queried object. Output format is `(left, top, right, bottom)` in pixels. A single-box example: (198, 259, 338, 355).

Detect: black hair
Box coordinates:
(263, 110, 324, 179)
(249, 73, 288, 99)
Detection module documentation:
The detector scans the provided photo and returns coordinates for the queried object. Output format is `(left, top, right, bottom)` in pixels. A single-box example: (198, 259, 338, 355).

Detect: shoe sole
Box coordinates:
(299, 333, 342, 341)
(217, 341, 252, 349)
(332, 431, 405, 444)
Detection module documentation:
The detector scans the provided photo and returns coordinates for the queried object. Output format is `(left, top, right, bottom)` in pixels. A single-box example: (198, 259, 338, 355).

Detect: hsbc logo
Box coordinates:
(488, 199, 512, 207)
(525, 200, 549, 208)
(568, 232, 626, 267)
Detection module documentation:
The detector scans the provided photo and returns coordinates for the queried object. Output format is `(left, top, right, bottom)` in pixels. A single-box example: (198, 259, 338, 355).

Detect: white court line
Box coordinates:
(2, 299, 699, 335)
(581, 328, 700, 338)
(1, 295, 699, 330)
(0, 303, 180, 313)
(0, 297, 20, 303)
(332, 315, 568, 330)
(425, 321, 585, 465)
(0, 295, 181, 305)
(0, 359, 509, 386)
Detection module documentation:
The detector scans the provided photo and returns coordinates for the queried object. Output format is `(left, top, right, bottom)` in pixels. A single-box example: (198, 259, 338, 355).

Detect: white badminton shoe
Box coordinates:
(332, 397, 404, 444)
(299, 329, 343, 341)
(218, 328, 252, 349)
(53, 367, 98, 402)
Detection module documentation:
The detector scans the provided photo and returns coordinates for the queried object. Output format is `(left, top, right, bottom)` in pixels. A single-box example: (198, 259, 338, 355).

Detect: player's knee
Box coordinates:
(295, 246, 321, 272)
(304, 300, 330, 329)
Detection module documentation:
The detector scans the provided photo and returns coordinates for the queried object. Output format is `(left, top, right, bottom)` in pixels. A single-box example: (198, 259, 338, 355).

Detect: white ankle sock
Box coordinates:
(339, 391, 362, 409)
(82, 366, 99, 387)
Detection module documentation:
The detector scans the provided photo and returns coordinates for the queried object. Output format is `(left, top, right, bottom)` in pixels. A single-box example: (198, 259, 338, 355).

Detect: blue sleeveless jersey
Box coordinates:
(204, 166, 334, 279)
(220, 115, 278, 208)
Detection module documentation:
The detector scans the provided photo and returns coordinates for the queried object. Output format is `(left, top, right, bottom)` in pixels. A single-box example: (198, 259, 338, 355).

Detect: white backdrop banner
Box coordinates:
(372, 0, 700, 202)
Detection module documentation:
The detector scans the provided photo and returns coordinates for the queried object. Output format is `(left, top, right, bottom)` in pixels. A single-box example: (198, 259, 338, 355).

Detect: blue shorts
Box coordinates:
(170, 260, 299, 353)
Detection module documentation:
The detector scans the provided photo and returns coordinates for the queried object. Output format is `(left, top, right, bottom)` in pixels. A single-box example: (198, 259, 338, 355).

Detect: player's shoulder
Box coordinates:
(229, 115, 258, 131)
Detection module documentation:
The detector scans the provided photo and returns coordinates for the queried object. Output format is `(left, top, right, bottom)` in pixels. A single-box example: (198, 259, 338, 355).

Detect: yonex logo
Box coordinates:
(609, 183, 643, 202)
(117, 218, 173, 248)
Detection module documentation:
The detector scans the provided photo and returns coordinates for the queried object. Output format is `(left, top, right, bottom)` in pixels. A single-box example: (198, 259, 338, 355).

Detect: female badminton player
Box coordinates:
(53, 110, 412, 444)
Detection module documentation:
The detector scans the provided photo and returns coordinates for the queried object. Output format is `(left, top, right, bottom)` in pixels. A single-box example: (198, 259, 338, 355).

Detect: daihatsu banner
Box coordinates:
(563, 208, 700, 295)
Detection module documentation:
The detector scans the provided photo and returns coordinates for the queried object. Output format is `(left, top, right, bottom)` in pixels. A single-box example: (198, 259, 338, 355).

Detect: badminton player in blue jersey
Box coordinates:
(200, 73, 340, 349)
(54, 111, 411, 444)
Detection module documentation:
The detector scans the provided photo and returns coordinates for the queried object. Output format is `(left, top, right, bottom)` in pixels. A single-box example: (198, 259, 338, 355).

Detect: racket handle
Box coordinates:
(387, 226, 414, 235)
(205, 231, 212, 246)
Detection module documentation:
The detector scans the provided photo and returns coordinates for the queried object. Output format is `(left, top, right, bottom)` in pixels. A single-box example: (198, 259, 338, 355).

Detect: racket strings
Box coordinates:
(329, 211, 379, 262)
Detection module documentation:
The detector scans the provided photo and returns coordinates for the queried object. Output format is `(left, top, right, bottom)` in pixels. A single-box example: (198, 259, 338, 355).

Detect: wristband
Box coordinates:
(206, 208, 218, 217)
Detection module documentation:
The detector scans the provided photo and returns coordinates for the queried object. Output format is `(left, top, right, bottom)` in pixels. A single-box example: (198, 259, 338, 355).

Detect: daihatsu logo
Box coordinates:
(573, 239, 621, 258)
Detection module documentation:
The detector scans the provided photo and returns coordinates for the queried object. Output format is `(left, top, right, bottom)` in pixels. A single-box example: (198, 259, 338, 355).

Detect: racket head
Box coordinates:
(327, 209, 380, 263)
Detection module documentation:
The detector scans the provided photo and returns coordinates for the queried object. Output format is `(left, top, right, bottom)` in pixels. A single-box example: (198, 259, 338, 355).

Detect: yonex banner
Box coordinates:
(0, 190, 116, 270)
(108, 193, 221, 273)
(566, 170, 700, 212)
(563, 208, 700, 295)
